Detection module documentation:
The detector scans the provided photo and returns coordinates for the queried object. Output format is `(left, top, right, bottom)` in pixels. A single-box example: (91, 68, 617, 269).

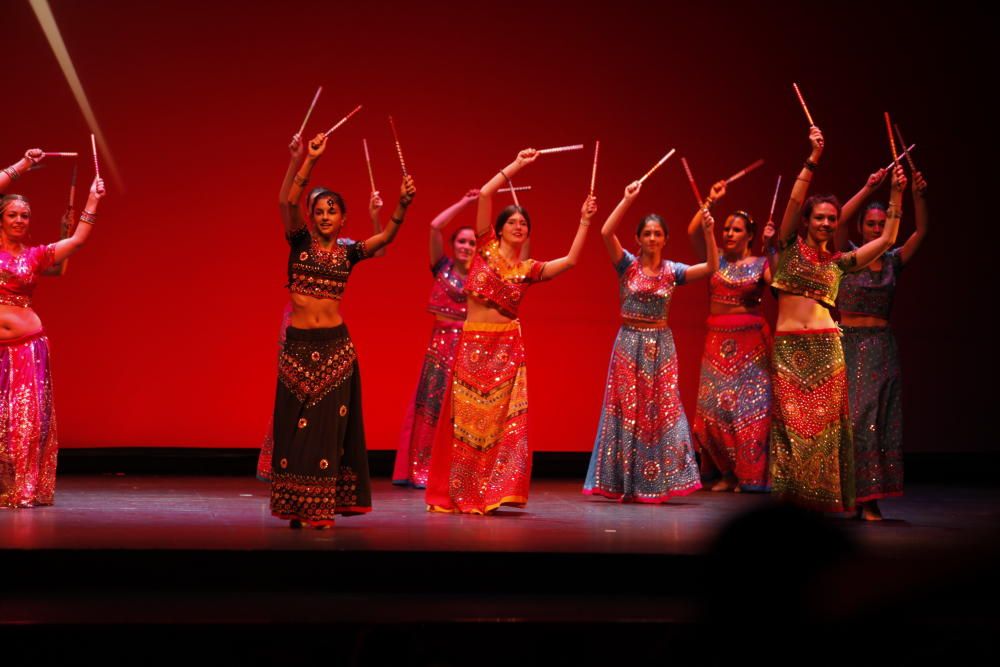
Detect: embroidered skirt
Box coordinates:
(769, 329, 854, 512)
(257, 304, 292, 482)
(425, 321, 530, 514)
(692, 314, 772, 491)
(842, 325, 903, 503)
(0, 330, 57, 508)
(583, 324, 701, 503)
(393, 320, 464, 488)
(270, 325, 371, 525)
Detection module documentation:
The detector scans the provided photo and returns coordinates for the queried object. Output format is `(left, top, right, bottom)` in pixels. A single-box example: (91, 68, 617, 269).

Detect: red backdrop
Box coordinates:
(3, 1, 986, 452)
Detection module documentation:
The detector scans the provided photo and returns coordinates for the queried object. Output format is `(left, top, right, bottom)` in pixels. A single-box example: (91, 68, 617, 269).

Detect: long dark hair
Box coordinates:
(494, 205, 531, 238)
(307, 187, 347, 216)
(635, 214, 668, 239)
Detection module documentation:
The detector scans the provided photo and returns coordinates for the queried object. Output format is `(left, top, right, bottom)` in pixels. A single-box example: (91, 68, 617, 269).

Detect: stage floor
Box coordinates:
(2, 476, 997, 555)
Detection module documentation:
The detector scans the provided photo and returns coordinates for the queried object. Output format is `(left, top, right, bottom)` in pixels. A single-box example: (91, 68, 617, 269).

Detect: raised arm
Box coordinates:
(477, 148, 538, 236)
(538, 195, 597, 281)
(848, 165, 906, 271)
(601, 181, 641, 265)
(51, 177, 105, 263)
(1, 149, 43, 194)
(779, 126, 824, 245)
(687, 180, 725, 261)
(42, 205, 75, 276)
(430, 189, 478, 266)
(837, 168, 888, 250)
(899, 170, 928, 265)
(683, 210, 719, 283)
(363, 175, 416, 254)
(278, 134, 305, 233)
(368, 189, 387, 257)
(283, 133, 328, 234)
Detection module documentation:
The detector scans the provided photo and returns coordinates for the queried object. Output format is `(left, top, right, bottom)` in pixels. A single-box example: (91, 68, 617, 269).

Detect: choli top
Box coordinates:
(614, 250, 689, 323)
(770, 235, 854, 309)
(0, 244, 55, 308)
(710, 256, 767, 308)
(464, 226, 545, 319)
(287, 226, 371, 301)
(835, 243, 902, 319)
(427, 256, 468, 319)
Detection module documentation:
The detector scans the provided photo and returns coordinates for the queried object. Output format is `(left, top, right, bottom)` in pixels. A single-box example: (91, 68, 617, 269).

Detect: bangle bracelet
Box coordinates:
(391, 216, 404, 225)
(293, 175, 309, 187)
(2, 166, 19, 181)
(79, 210, 97, 225)
(803, 159, 817, 171)
(579, 220, 590, 227)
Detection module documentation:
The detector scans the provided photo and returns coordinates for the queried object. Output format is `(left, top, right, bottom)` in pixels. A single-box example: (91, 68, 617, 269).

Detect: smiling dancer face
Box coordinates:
(0, 197, 31, 246)
(635, 215, 667, 258)
(452, 226, 476, 266)
(495, 206, 531, 250)
(721, 213, 755, 258)
(308, 189, 347, 241)
(802, 196, 841, 249)
(858, 202, 888, 244)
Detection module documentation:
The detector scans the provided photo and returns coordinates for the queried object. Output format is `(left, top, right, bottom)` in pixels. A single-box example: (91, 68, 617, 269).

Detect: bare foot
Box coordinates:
(710, 477, 738, 492)
(858, 501, 883, 521)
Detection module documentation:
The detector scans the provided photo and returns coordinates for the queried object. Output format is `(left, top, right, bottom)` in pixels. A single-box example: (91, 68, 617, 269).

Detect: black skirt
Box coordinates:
(270, 324, 371, 524)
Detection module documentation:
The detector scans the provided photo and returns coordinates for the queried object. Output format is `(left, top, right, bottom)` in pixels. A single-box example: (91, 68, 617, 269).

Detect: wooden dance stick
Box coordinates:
(362, 139, 376, 193)
(680, 156, 703, 206)
(297, 86, 323, 137)
(792, 82, 815, 127)
(498, 185, 532, 193)
(589, 141, 600, 196)
(69, 162, 77, 208)
(638, 148, 676, 185)
(43, 152, 78, 157)
(768, 174, 782, 223)
(324, 104, 363, 137)
(882, 144, 916, 171)
(388, 115, 408, 177)
(537, 144, 585, 155)
(884, 111, 900, 165)
(500, 172, 521, 208)
(725, 158, 765, 185)
(91, 133, 100, 180)
(893, 123, 918, 172)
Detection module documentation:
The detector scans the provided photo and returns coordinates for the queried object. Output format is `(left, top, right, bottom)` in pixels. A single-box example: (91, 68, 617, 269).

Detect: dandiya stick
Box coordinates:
(589, 141, 599, 196)
(498, 185, 532, 193)
(90, 133, 100, 180)
(882, 144, 916, 171)
(69, 162, 77, 207)
(362, 139, 376, 193)
(884, 111, 900, 165)
(768, 174, 782, 222)
(324, 104, 363, 137)
(638, 148, 676, 184)
(537, 144, 584, 155)
(725, 158, 765, 184)
(792, 82, 815, 127)
(893, 123, 917, 171)
(297, 86, 323, 137)
(43, 152, 78, 157)
(680, 156, 702, 205)
(388, 115, 408, 177)
(500, 172, 521, 208)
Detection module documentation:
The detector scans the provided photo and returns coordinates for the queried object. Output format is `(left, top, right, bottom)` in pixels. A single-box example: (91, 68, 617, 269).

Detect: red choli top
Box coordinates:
(771, 235, 854, 309)
(427, 256, 467, 319)
(710, 256, 767, 308)
(286, 226, 371, 301)
(0, 244, 56, 308)
(464, 227, 545, 319)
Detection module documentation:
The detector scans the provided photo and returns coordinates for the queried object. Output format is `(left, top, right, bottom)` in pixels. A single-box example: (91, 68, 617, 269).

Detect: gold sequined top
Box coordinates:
(771, 235, 854, 309)
(465, 227, 545, 319)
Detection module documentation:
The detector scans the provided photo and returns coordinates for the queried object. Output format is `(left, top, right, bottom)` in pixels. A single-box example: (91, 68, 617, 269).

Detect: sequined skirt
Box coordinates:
(270, 325, 371, 525)
(769, 329, 854, 512)
(0, 330, 57, 509)
(692, 314, 772, 491)
(425, 321, 530, 514)
(584, 324, 701, 503)
(842, 325, 903, 502)
(257, 304, 292, 482)
(393, 320, 464, 488)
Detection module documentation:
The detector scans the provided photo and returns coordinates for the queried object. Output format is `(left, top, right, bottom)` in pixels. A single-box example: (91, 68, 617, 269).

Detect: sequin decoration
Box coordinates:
(710, 256, 767, 308)
(393, 320, 464, 488)
(0, 244, 55, 309)
(769, 330, 854, 512)
(0, 331, 57, 508)
(256, 303, 292, 482)
(278, 336, 356, 408)
(842, 326, 903, 503)
(425, 321, 531, 514)
(427, 256, 469, 320)
(836, 246, 903, 320)
(286, 227, 370, 301)
(692, 314, 772, 491)
(464, 227, 544, 319)
(584, 324, 701, 502)
(613, 250, 689, 323)
(771, 236, 851, 308)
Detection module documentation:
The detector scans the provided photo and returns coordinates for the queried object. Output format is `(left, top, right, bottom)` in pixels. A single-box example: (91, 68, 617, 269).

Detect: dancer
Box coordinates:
(393, 189, 479, 488)
(1, 148, 106, 508)
(425, 148, 595, 514)
(270, 132, 415, 527)
(769, 126, 905, 513)
(257, 133, 384, 482)
(584, 179, 718, 502)
(687, 181, 773, 492)
(833, 168, 928, 519)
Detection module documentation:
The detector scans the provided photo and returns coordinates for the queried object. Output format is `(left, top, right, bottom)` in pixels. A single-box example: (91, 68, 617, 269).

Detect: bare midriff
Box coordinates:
(839, 312, 889, 328)
(466, 296, 515, 324)
(709, 302, 762, 317)
(289, 293, 343, 329)
(0, 305, 42, 340)
(775, 292, 837, 331)
(621, 317, 669, 329)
